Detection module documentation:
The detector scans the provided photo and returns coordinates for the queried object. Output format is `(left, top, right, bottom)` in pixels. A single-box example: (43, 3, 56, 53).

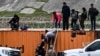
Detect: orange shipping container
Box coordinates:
(0, 30, 94, 56)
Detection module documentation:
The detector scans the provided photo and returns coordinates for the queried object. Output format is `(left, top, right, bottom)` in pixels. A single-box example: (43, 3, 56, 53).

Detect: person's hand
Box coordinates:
(87, 17, 90, 20)
(57, 21, 60, 24)
(51, 20, 54, 24)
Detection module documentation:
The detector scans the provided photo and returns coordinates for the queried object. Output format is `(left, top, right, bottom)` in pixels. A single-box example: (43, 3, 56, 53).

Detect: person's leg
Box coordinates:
(52, 37, 55, 46)
(15, 24, 19, 31)
(11, 24, 15, 30)
(83, 19, 85, 30)
(48, 37, 51, 49)
(63, 19, 65, 30)
(74, 19, 77, 25)
(71, 19, 74, 29)
(82, 21, 85, 30)
(90, 18, 93, 30)
(65, 17, 69, 30)
(63, 15, 68, 30)
(55, 20, 57, 28)
(80, 20, 82, 30)
(93, 17, 96, 30)
(58, 22, 60, 28)
(81, 20, 84, 30)
(90, 16, 96, 31)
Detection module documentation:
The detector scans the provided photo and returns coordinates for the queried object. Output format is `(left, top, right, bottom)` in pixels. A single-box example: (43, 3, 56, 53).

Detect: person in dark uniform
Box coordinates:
(8, 14, 20, 31)
(80, 7, 87, 31)
(88, 3, 99, 31)
(35, 40, 46, 56)
(62, 2, 70, 30)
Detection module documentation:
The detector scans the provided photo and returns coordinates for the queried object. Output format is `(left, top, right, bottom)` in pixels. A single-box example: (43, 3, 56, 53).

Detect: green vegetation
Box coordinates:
(0, 11, 33, 17)
(20, 22, 53, 28)
(32, 8, 51, 18)
(19, 22, 100, 28)
(37, 0, 49, 2)
(1, 11, 100, 28)
(0, 8, 52, 19)
(0, 11, 18, 17)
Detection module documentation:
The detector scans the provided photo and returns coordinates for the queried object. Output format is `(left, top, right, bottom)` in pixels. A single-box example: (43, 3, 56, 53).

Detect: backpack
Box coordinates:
(95, 8, 99, 16)
(20, 25, 28, 30)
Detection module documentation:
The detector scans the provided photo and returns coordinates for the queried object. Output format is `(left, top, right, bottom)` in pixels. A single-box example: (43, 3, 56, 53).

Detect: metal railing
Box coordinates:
(0, 17, 100, 29)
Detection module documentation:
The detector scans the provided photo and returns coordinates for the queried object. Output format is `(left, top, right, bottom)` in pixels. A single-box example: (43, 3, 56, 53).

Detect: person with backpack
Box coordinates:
(88, 3, 99, 31)
(71, 9, 79, 30)
(80, 7, 87, 31)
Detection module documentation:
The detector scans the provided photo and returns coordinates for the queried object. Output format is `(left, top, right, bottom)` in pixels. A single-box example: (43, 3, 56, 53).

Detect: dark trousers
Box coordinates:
(63, 16, 69, 30)
(35, 47, 45, 56)
(71, 19, 77, 29)
(48, 37, 55, 49)
(80, 19, 85, 30)
(90, 16, 96, 30)
(10, 24, 19, 30)
(55, 21, 60, 28)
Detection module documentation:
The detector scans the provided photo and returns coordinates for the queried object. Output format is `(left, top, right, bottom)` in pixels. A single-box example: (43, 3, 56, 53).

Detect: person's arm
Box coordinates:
(62, 7, 64, 14)
(68, 7, 70, 17)
(52, 15, 55, 23)
(8, 18, 13, 24)
(57, 13, 62, 23)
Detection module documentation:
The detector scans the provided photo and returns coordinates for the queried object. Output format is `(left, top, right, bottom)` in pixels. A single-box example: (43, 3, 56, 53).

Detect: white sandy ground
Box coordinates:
(20, 8, 35, 14)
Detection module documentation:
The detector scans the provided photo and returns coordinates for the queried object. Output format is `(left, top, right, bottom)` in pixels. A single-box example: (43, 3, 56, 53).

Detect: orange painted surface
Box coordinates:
(0, 31, 94, 56)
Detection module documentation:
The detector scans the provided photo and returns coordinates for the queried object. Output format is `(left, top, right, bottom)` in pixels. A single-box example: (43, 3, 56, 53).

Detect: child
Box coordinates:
(71, 9, 79, 30)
